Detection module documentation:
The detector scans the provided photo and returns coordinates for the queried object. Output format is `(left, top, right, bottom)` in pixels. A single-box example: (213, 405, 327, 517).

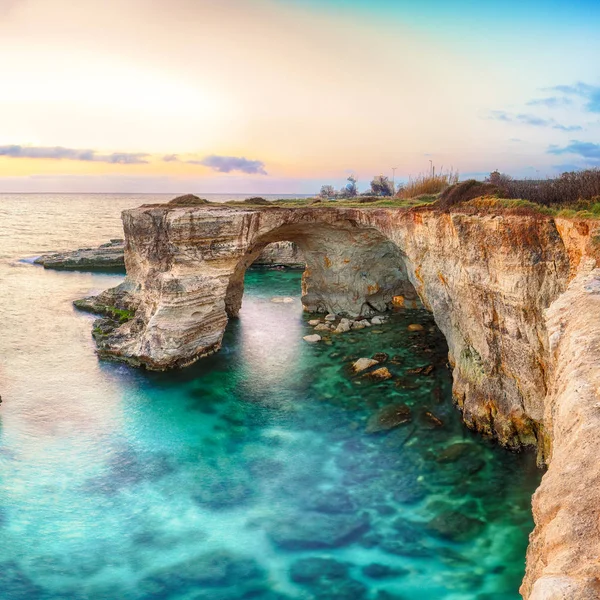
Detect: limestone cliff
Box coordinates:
(78, 202, 600, 598)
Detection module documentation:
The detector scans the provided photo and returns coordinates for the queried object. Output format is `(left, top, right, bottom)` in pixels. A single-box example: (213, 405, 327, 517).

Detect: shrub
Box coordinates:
(397, 168, 459, 199)
(369, 175, 395, 197)
(492, 169, 600, 206)
(244, 197, 270, 205)
(169, 194, 209, 206)
(437, 180, 501, 210)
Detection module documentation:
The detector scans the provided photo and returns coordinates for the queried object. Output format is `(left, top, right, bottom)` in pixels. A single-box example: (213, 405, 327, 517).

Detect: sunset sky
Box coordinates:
(1, 0, 599, 193)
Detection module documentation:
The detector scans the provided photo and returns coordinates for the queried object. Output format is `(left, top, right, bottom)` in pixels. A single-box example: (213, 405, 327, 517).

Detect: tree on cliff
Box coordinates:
(338, 175, 358, 198)
(369, 175, 394, 196)
(319, 185, 336, 199)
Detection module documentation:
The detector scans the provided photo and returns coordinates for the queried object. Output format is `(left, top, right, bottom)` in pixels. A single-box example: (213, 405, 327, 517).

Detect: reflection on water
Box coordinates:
(0, 195, 540, 599)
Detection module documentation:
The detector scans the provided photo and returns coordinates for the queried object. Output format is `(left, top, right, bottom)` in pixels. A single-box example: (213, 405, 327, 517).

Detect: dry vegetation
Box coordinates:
(493, 169, 600, 206)
(396, 168, 459, 199)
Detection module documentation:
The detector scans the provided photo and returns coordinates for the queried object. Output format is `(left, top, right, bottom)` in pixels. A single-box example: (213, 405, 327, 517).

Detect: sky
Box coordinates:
(0, 0, 599, 193)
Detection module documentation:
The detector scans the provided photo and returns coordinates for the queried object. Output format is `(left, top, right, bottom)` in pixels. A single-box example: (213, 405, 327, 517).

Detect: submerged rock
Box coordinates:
(290, 557, 348, 583)
(141, 550, 265, 596)
(372, 352, 389, 363)
(366, 404, 411, 433)
(426, 510, 486, 542)
(362, 563, 409, 579)
(407, 323, 424, 332)
(303, 489, 356, 514)
(267, 512, 369, 550)
(290, 557, 367, 600)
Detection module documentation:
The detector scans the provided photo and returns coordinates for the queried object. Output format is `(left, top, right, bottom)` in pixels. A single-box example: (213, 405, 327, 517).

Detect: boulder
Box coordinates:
(352, 358, 379, 373)
(407, 323, 424, 332)
(308, 319, 321, 326)
(364, 367, 392, 381)
(303, 334, 322, 343)
(371, 316, 386, 325)
(334, 318, 352, 333)
(372, 352, 389, 363)
(325, 313, 337, 321)
(366, 403, 411, 433)
(314, 323, 331, 332)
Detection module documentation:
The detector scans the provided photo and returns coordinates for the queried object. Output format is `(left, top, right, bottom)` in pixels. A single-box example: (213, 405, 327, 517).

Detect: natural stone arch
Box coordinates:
(84, 203, 600, 597)
(224, 220, 421, 321)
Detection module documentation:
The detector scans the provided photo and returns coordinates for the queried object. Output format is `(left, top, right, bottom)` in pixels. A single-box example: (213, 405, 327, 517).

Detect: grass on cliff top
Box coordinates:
(455, 196, 600, 219)
(216, 195, 438, 209)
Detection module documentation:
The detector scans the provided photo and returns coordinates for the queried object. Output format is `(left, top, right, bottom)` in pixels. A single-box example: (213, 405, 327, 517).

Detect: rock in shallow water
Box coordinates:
(303, 334, 322, 343)
(267, 512, 370, 550)
(139, 550, 265, 597)
(366, 404, 411, 434)
(364, 367, 392, 381)
(426, 510, 486, 542)
(290, 557, 367, 600)
(352, 357, 379, 373)
(362, 563, 409, 579)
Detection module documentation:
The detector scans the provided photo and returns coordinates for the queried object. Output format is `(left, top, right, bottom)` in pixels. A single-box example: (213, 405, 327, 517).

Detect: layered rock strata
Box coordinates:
(35, 239, 303, 271)
(77, 203, 600, 598)
(35, 239, 126, 270)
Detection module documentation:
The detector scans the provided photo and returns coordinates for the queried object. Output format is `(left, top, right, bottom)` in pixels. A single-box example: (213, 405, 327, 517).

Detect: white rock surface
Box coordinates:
(303, 334, 321, 343)
(352, 358, 379, 373)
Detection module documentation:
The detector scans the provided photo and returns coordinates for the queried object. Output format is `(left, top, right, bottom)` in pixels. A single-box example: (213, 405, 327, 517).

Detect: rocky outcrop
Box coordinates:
(36, 239, 303, 271)
(252, 241, 304, 267)
(521, 260, 600, 600)
(35, 239, 126, 270)
(77, 202, 600, 598)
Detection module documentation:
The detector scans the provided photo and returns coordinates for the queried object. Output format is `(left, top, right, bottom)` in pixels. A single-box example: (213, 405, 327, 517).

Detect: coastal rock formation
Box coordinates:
(77, 202, 600, 598)
(35, 239, 303, 270)
(35, 239, 126, 270)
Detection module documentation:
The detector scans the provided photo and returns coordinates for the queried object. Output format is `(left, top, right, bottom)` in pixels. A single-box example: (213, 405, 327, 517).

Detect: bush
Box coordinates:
(491, 169, 600, 206)
(397, 169, 459, 199)
(244, 197, 270, 205)
(437, 180, 501, 210)
(169, 194, 209, 206)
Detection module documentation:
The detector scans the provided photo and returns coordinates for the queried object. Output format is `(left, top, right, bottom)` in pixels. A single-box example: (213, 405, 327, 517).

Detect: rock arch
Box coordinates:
(84, 202, 600, 597)
(224, 220, 420, 321)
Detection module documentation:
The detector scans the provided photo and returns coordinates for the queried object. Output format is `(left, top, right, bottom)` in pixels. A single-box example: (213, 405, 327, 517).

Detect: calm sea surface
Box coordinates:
(0, 193, 540, 599)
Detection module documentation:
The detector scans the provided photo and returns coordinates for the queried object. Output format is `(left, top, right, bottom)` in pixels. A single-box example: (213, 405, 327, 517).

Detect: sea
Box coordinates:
(0, 193, 541, 599)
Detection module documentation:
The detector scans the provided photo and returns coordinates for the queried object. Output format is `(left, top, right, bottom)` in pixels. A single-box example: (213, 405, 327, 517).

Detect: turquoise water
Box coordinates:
(0, 195, 540, 599)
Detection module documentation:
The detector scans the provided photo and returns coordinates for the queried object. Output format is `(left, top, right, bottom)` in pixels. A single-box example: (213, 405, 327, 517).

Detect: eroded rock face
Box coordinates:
(79, 203, 600, 598)
(35, 239, 126, 270)
(521, 261, 600, 600)
(35, 239, 303, 271)
(94, 206, 570, 450)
